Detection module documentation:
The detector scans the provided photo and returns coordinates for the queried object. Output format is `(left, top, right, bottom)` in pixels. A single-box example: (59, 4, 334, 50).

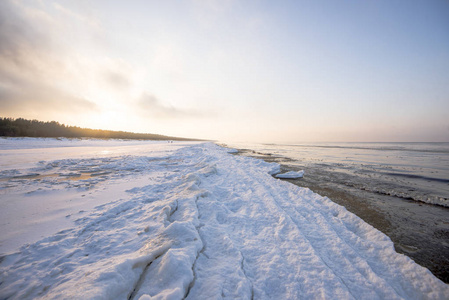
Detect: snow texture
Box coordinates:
(0, 139, 448, 299)
(275, 170, 305, 179)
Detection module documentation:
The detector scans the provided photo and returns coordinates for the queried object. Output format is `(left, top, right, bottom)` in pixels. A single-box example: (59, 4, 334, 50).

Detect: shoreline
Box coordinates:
(233, 148, 449, 283)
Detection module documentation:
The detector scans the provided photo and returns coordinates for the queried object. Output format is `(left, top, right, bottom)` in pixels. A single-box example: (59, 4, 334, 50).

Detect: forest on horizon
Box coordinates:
(0, 117, 198, 141)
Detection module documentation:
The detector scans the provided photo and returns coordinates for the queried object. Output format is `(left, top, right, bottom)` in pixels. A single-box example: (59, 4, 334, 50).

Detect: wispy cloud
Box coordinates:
(103, 70, 131, 90)
(52, 2, 101, 31)
(137, 93, 203, 119)
(0, 1, 50, 73)
(0, 82, 97, 115)
(0, 0, 97, 117)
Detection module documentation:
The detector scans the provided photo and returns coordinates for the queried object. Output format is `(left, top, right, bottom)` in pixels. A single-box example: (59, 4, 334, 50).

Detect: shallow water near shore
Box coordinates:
(228, 142, 449, 283)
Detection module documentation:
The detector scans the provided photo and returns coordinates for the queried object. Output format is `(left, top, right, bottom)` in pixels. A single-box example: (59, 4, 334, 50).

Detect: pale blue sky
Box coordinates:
(1, 0, 448, 142)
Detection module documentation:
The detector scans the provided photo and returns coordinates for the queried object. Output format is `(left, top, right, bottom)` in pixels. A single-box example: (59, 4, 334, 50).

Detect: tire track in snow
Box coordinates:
(219, 162, 354, 299)
(271, 182, 425, 299)
(251, 178, 379, 296)
(249, 176, 378, 299)
(283, 189, 403, 298)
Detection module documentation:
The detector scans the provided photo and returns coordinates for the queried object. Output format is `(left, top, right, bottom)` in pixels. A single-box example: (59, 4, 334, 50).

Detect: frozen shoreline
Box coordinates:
(1, 139, 448, 299)
(232, 146, 449, 283)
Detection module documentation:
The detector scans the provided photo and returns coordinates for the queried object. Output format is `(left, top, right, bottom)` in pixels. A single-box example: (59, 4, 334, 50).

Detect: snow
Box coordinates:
(275, 170, 304, 179)
(1, 139, 448, 299)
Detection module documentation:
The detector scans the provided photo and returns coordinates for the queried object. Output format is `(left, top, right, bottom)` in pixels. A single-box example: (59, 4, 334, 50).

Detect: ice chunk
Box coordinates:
(275, 170, 304, 179)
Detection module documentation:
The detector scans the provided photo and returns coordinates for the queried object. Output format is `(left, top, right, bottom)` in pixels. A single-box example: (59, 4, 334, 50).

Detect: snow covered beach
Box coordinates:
(229, 143, 449, 283)
(1, 139, 448, 299)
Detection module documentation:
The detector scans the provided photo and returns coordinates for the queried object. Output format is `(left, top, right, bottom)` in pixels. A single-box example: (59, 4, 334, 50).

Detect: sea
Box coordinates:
(229, 142, 449, 207)
(226, 142, 449, 283)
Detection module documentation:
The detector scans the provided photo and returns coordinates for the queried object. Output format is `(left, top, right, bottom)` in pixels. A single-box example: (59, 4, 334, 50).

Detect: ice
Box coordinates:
(275, 170, 305, 179)
(226, 148, 239, 153)
(1, 139, 448, 299)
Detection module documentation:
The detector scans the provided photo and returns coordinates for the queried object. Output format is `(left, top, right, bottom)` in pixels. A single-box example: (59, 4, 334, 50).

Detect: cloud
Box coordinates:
(0, 0, 97, 117)
(1, 3, 37, 76)
(103, 70, 131, 90)
(137, 93, 203, 119)
(0, 81, 97, 115)
(53, 2, 101, 31)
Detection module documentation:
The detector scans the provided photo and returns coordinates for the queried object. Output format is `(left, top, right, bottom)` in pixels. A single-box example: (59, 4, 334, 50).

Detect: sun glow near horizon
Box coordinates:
(1, 0, 448, 143)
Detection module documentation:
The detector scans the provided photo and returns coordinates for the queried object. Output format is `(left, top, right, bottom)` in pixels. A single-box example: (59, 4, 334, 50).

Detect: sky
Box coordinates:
(1, 0, 448, 143)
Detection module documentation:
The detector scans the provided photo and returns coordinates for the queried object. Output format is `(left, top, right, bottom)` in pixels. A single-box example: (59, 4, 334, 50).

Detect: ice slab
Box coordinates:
(275, 170, 304, 179)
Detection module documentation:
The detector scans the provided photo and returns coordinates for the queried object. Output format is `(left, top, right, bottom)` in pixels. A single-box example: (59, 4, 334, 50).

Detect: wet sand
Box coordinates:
(234, 149, 449, 283)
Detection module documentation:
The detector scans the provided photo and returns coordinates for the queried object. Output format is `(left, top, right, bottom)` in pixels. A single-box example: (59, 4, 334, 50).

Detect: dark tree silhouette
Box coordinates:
(0, 117, 200, 141)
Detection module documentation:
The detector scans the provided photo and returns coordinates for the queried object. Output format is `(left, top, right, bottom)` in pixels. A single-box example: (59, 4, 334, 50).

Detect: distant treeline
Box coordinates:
(0, 117, 197, 141)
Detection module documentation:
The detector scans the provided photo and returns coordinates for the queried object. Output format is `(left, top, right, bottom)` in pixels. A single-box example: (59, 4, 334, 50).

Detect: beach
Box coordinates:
(231, 143, 449, 283)
(1, 138, 448, 299)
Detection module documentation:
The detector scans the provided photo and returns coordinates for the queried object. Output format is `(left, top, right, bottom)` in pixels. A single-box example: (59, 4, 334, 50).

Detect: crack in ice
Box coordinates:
(127, 249, 169, 300)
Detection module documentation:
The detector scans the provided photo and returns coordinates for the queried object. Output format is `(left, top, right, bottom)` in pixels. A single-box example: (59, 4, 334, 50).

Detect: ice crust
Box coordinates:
(0, 139, 448, 299)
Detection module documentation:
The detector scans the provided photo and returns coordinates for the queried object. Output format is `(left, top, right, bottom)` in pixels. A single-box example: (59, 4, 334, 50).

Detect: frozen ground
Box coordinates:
(1, 138, 448, 299)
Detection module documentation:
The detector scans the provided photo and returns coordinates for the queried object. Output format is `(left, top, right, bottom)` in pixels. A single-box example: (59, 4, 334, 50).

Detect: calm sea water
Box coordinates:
(228, 142, 449, 207)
